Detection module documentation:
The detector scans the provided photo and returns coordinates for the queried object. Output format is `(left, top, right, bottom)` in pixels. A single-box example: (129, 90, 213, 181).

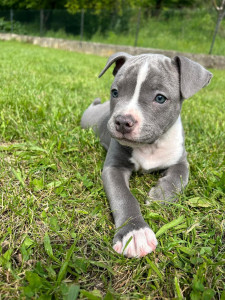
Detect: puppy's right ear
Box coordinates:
(173, 56, 213, 99)
(99, 52, 132, 78)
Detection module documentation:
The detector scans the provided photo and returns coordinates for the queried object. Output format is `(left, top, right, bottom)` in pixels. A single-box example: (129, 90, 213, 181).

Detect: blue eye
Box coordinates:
(111, 89, 118, 98)
(155, 94, 167, 104)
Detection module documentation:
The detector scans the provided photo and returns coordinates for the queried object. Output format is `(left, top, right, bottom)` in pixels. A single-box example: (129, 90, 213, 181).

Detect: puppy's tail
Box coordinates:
(92, 98, 101, 106)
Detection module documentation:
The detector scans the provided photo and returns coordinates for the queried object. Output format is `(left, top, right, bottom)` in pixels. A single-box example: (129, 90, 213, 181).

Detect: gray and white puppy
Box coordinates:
(81, 52, 212, 258)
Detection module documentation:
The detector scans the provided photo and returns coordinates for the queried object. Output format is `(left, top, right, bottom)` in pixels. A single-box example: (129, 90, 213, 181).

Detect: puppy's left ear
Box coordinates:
(98, 52, 132, 78)
(173, 56, 213, 99)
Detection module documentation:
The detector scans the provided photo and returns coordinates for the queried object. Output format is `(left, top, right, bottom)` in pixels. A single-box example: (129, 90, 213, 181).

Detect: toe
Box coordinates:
(145, 228, 158, 250)
(113, 241, 122, 254)
(122, 233, 136, 257)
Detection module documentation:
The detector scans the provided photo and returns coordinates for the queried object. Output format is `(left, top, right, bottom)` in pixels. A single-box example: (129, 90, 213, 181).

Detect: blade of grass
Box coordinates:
(43, 233, 60, 264)
(57, 243, 76, 284)
(145, 257, 163, 280)
(174, 276, 183, 299)
(156, 215, 185, 238)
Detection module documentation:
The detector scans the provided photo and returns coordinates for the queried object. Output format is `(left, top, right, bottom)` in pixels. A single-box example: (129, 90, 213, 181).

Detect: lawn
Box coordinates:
(0, 41, 224, 299)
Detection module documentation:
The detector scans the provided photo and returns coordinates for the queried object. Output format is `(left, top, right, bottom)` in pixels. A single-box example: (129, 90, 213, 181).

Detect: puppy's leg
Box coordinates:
(103, 139, 158, 258)
(148, 158, 189, 203)
(81, 99, 109, 130)
(81, 99, 111, 150)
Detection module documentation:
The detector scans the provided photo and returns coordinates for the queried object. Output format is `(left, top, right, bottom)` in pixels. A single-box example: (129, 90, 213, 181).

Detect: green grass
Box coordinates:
(0, 41, 224, 299)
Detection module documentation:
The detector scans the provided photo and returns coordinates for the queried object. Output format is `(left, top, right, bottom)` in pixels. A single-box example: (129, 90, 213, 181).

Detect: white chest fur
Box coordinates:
(130, 116, 184, 172)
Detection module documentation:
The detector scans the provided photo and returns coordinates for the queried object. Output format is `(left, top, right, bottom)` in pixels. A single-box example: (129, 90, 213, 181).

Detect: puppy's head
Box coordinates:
(99, 52, 212, 147)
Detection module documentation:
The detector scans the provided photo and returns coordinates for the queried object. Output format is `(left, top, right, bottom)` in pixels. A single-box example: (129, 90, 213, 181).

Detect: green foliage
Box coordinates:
(0, 41, 224, 299)
(0, 17, 27, 33)
(65, 0, 207, 14)
(0, 0, 211, 11)
(1, 7, 224, 55)
(65, 0, 122, 14)
(88, 8, 225, 56)
(0, 0, 67, 9)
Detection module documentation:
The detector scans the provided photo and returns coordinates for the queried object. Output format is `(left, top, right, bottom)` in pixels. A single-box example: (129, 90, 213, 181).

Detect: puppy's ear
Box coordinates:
(99, 52, 132, 78)
(173, 56, 213, 99)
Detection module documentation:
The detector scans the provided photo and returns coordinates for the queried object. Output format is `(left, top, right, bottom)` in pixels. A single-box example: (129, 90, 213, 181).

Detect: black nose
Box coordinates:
(115, 115, 136, 134)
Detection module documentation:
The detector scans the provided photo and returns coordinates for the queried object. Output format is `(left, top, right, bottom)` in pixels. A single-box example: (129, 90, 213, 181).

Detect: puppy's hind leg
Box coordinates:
(81, 98, 102, 130)
(81, 99, 111, 150)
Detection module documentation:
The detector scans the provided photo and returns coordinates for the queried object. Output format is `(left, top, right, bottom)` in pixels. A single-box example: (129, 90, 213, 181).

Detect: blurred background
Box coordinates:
(0, 0, 224, 56)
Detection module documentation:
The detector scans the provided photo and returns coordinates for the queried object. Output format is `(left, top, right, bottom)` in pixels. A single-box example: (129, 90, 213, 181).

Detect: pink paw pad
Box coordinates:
(113, 228, 158, 258)
(113, 241, 122, 253)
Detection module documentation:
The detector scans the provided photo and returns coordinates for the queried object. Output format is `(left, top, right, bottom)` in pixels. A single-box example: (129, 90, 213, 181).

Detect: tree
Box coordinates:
(0, 0, 210, 12)
(0, 0, 67, 36)
(65, 0, 201, 14)
(209, 0, 225, 54)
(65, 0, 123, 14)
(0, 0, 66, 9)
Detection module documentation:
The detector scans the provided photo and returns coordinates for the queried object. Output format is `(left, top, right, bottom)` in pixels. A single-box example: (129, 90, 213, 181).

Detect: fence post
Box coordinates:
(10, 9, 13, 33)
(134, 8, 141, 47)
(40, 9, 44, 36)
(209, 9, 225, 54)
(80, 9, 84, 45)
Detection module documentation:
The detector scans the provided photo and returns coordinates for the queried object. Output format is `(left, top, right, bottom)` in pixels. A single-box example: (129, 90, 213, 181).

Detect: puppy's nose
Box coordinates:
(115, 115, 136, 134)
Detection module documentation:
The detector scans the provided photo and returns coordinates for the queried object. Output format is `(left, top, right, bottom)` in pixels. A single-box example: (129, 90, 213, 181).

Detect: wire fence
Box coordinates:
(0, 8, 224, 55)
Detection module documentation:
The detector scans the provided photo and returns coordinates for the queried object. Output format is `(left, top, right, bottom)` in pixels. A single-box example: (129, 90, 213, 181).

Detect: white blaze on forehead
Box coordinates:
(130, 61, 149, 107)
(115, 60, 149, 133)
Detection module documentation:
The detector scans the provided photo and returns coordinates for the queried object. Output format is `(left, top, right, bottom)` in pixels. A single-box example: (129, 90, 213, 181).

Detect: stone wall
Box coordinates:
(1, 33, 225, 69)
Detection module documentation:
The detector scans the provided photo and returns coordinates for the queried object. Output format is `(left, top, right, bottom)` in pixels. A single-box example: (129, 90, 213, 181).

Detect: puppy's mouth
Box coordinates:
(110, 132, 153, 147)
(117, 138, 144, 148)
(107, 120, 156, 146)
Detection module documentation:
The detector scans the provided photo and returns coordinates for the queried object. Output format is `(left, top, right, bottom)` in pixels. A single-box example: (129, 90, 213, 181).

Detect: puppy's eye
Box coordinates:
(155, 94, 167, 104)
(111, 89, 118, 98)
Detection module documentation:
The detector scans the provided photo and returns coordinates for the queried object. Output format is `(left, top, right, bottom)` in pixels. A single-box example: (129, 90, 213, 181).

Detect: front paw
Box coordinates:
(113, 227, 158, 258)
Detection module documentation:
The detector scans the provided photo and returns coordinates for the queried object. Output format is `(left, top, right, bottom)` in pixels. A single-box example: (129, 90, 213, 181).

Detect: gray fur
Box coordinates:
(81, 53, 212, 257)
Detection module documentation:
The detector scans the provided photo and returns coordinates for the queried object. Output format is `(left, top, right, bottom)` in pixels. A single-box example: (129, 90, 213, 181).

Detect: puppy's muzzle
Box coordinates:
(115, 114, 137, 134)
